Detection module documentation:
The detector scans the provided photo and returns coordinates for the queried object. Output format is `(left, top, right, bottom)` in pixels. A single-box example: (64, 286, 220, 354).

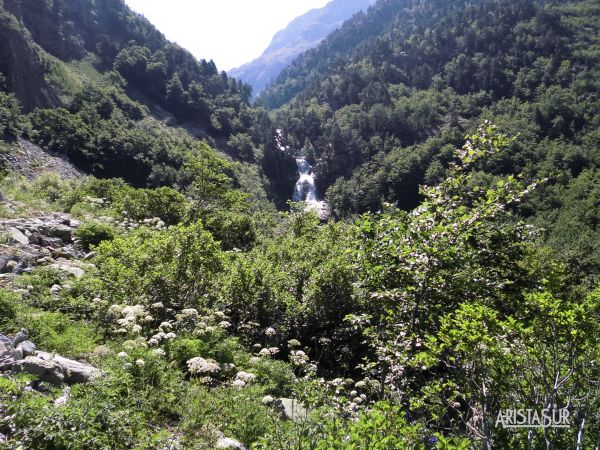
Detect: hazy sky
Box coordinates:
(124, 0, 331, 71)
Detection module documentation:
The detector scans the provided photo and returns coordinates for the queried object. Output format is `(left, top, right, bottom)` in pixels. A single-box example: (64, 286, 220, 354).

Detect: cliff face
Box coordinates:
(0, 10, 59, 111)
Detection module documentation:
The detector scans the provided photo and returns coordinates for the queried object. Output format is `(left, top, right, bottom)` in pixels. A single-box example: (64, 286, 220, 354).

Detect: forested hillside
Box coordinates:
(0, 0, 599, 448)
(265, 0, 600, 280)
(0, 0, 298, 204)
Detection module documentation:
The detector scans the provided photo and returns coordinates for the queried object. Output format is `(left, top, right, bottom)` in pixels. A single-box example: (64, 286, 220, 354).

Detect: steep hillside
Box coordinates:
(1, 0, 600, 448)
(230, 0, 375, 97)
(0, 0, 298, 204)
(264, 0, 600, 277)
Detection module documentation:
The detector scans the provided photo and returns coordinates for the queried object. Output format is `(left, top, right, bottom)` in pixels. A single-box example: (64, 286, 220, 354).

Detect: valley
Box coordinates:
(0, 0, 599, 448)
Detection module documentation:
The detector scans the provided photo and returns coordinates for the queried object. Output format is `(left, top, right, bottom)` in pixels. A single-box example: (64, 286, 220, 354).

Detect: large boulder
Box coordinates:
(273, 398, 308, 421)
(39, 224, 72, 242)
(12, 351, 101, 385)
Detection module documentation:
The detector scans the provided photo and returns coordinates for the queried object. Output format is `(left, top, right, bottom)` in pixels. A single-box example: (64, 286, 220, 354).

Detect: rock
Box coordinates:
(54, 386, 71, 407)
(13, 351, 101, 385)
(11, 329, 28, 346)
(0, 334, 11, 345)
(0, 255, 17, 274)
(50, 284, 62, 294)
(273, 398, 308, 421)
(40, 224, 73, 242)
(13, 355, 65, 385)
(8, 227, 29, 245)
(216, 437, 246, 449)
(83, 251, 97, 261)
(0, 342, 11, 358)
(49, 263, 85, 278)
(32, 235, 63, 248)
(11, 346, 23, 361)
(17, 340, 36, 356)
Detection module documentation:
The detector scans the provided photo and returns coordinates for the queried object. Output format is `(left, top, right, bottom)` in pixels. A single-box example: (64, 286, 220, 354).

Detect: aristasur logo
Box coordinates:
(495, 407, 570, 429)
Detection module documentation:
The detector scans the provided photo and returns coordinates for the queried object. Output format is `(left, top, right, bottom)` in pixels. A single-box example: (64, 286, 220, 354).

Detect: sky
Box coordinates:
(124, 0, 331, 72)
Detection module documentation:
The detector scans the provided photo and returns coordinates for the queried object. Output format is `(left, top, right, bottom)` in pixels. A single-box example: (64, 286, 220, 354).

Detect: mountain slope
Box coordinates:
(229, 0, 375, 97)
(264, 0, 600, 276)
(0, 0, 299, 204)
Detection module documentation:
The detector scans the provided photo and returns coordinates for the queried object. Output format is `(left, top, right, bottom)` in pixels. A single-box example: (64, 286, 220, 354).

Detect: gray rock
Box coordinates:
(0, 334, 11, 345)
(41, 224, 72, 242)
(54, 386, 71, 407)
(50, 284, 62, 295)
(11, 346, 23, 361)
(49, 263, 85, 278)
(18, 340, 36, 356)
(13, 351, 101, 385)
(11, 329, 28, 346)
(273, 398, 308, 421)
(83, 251, 97, 261)
(216, 437, 246, 449)
(0, 356, 14, 372)
(0, 256, 17, 274)
(8, 227, 29, 245)
(0, 342, 12, 358)
(13, 355, 65, 385)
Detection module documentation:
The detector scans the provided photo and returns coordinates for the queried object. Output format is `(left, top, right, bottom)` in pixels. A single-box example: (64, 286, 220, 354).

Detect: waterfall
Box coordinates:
(293, 157, 318, 203)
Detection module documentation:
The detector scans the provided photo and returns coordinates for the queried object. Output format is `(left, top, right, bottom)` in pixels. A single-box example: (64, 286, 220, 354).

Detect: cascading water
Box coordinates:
(292, 157, 329, 219)
(293, 157, 318, 203)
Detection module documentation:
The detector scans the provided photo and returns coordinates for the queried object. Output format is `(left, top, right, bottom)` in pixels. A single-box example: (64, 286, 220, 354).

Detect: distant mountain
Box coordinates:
(229, 0, 376, 97)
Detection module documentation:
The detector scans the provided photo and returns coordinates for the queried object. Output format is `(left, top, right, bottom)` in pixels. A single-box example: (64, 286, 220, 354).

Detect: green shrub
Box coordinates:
(179, 384, 276, 448)
(0, 289, 19, 331)
(24, 311, 99, 357)
(75, 221, 117, 251)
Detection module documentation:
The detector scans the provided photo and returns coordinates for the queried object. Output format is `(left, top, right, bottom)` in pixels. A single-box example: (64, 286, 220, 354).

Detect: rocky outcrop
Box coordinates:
(0, 214, 87, 284)
(13, 351, 102, 385)
(0, 332, 101, 386)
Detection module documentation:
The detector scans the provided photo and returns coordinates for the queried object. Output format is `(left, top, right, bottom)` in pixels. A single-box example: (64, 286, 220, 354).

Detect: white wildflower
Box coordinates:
(187, 357, 220, 375)
(135, 359, 145, 367)
(262, 395, 274, 405)
(118, 352, 128, 359)
(290, 350, 309, 366)
(235, 371, 256, 383)
(159, 322, 173, 331)
(108, 305, 122, 316)
(264, 327, 276, 337)
(232, 379, 246, 388)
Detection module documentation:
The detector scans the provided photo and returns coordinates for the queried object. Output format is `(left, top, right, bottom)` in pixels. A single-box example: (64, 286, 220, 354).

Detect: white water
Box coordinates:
(293, 157, 318, 203)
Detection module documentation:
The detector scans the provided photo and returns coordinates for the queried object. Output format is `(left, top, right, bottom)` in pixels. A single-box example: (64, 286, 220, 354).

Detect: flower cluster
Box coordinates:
(187, 357, 220, 375)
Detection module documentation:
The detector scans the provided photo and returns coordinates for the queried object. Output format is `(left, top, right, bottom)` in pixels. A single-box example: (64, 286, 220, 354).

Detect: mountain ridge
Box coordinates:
(229, 0, 375, 97)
